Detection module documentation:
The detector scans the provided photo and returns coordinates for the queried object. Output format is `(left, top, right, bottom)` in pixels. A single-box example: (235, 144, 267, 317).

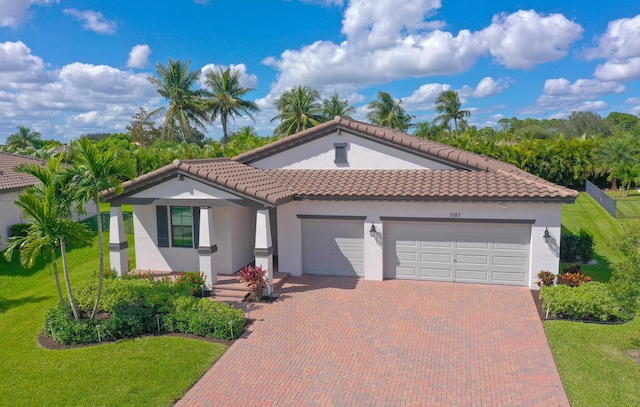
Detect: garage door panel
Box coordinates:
(302, 219, 364, 277)
(384, 221, 530, 285)
(420, 267, 452, 279)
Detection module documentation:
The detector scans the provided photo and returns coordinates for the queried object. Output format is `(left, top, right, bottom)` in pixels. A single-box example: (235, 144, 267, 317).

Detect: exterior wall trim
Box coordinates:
(297, 214, 367, 220)
(108, 241, 129, 251)
(380, 216, 536, 224)
(197, 244, 218, 255)
(254, 247, 274, 256)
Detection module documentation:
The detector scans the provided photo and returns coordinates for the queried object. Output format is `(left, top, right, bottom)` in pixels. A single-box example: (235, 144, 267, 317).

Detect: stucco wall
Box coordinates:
(276, 200, 562, 289)
(250, 131, 455, 170)
(0, 191, 24, 249)
(132, 204, 255, 274)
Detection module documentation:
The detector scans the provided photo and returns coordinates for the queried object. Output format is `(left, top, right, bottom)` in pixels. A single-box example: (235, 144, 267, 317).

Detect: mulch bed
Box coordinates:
(38, 330, 238, 350)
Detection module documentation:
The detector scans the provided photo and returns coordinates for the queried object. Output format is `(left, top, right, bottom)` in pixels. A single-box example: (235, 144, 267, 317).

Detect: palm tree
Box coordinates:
(4, 157, 92, 320)
(413, 121, 446, 140)
(271, 86, 322, 137)
(320, 92, 356, 122)
(434, 90, 470, 137)
(594, 134, 639, 192)
(147, 58, 209, 144)
(366, 91, 413, 132)
(5, 126, 43, 152)
(204, 67, 259, 145)
(68, 137, 136, 319)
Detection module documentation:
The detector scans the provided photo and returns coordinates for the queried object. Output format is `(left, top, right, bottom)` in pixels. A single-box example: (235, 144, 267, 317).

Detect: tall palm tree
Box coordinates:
(4, 158, 92, 320)
(366, 91, 413, 132)
(147, 58, 209, 144)
(271, 86, 323, 137)
(434, 90, 470, 137)
(68, 137, 136, 319)
(320, 92, 356, 122)
(5, 126, 43, 152)
(594, 134, 639, 191)
(204, 67, 259, 145)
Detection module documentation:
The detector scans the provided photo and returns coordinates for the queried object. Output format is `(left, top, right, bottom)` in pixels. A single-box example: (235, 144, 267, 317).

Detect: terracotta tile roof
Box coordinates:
(0, 152, 46, 192)
(106, 159, 296, 205)
(232, 116, 567, 190)
(109, 118, 577, 204)
(265, 169, 577, 201)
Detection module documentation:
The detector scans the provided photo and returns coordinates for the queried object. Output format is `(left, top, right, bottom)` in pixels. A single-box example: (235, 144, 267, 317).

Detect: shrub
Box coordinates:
(162, 296, 245, 340)
(238, 265, 268, 301)
(46, 278, 245, 344)
(9, 223, 29, 238)
(610, 222, 640, 319)
(560, 229, 594, 262)
(175, 271, 207, 296)
(536, 270, 555, 287)
(540, 282, 625, 322)
(556, 271, 592, 287)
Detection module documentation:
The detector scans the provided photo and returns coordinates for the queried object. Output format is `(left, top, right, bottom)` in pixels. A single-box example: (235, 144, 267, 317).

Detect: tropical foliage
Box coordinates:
(321, 92, 356, 121)
(366, 91, 413, 131)
(204, 67, 259, 144)
(147, 58, 209, 143)
(271, 86, 323, 136)
(434, 90, 470, 137)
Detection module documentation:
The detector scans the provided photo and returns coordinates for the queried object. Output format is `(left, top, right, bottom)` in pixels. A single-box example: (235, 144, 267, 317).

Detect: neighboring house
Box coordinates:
(0, 152, 45, 250)
(104, 117, 578, 290)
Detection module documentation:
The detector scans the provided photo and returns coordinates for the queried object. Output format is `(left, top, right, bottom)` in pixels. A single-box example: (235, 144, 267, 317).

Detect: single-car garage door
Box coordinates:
(301, 218, 364, 277)
(383, 221, 530, 285)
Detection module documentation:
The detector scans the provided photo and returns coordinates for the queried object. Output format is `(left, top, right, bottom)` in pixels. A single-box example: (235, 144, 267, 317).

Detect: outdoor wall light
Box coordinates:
(543, 227, 551, 243)
(369, 223, 376, 235)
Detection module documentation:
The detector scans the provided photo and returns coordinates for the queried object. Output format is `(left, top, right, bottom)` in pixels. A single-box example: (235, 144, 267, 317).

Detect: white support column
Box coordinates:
(197, 207, 218, 288)
(254, 208, 274, 292)
(108, 204, 128, 277)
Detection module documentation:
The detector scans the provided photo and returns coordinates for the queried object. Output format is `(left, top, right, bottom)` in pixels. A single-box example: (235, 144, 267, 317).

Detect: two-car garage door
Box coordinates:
(383, 221, 531, 285)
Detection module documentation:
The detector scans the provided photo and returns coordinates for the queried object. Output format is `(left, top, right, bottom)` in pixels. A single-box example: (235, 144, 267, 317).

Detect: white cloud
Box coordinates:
(63, 9, 116, 34)
(625, 97, 640, 104)
(0, 0, 57, 28)
(200, 63, 258, 89)
(0, 41, 55, 88)
(264, 5, 582, 100)
(477, 10, 582, 69)
(458, 77, 509, 98)
(403, 83, 450, 109)
(594, 57, 640, 81)
(300, 0, 345, 6)
(127, 44, 151, 69)
(0, 43, 157, 141)
(525, 77, 623, 116)
(584, 15, 640, 82)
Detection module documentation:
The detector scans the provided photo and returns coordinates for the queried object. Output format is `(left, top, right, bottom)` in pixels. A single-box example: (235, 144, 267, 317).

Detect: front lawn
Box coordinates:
(0, 233, 226, 406)
(561, 192, 627, 281)
(546, 318, 640, 407)
(550, 192, 640, 406)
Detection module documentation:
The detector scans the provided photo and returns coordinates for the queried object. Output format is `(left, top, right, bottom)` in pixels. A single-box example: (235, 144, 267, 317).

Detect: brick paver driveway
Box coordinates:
(178, 276, 569, 406)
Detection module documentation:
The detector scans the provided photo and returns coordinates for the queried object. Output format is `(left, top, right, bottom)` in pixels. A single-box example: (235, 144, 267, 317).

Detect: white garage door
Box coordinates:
(302, 218, 364, 277)
(383, 221, 530, 285)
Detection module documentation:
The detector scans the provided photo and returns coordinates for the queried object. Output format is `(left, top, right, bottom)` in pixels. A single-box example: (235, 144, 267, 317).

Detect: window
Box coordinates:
(334, 143, 347, 164)
(171, 206, 193, 248)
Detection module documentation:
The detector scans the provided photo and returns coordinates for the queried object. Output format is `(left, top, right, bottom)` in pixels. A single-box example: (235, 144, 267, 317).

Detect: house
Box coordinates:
(0, 152, 46, 249)
(104, 117, 578, 290)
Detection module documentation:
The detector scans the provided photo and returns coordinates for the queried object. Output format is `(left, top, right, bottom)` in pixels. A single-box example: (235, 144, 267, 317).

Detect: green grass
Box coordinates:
(0, 233, 226, 406)
(550, 192, 640, 406)
(561, 192, 628, 281)
(546, 318, 640, 407)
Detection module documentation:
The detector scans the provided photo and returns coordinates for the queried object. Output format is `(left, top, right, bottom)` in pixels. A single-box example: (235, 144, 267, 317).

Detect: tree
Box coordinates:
(594, 134, 639, 192)
(5, 126, 43, 152)
(434, 90, 470, 137)
(413, 121, 445, 140)
(320, 92, 356, 122)
(561, 111, 611, 138)
(147, 58, 209, 144)
(271, 86, 323, 137)
(68, 137, 136, 319)
(126, 107, 160, 146)
(366, 91, 413, 132)
(4, 157, 92, 320)
(204, 67, 259, 145)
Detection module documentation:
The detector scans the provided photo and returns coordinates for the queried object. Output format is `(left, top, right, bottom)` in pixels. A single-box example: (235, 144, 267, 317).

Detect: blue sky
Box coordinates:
(0, 0, 639, 143)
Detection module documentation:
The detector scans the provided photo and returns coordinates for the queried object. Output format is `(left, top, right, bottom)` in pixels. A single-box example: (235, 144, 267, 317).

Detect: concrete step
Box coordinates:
(212, 288, 248, 299)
